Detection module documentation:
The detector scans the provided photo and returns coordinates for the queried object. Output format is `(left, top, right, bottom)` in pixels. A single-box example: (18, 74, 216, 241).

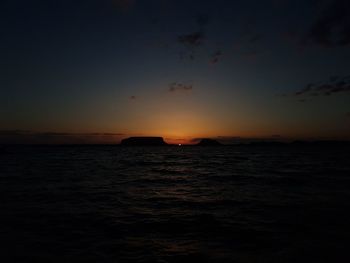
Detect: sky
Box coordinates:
(1, 0, 350, 144)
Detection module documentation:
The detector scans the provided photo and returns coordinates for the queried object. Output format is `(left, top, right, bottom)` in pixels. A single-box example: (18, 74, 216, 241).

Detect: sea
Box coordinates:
(1, 145, 350, 262)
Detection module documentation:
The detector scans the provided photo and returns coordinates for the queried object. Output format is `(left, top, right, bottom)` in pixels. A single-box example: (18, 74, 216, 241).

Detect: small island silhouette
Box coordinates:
(196, 138, 222, 146)
(121, 137, 167, 146)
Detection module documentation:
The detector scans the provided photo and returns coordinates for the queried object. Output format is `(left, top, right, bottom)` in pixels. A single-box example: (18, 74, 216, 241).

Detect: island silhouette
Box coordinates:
(196, 138, 222, 146)
(120, 137, 167, 146)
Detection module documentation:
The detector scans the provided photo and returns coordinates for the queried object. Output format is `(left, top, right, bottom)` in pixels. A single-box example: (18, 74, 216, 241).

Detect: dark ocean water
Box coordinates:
(1, 145, 350, 263)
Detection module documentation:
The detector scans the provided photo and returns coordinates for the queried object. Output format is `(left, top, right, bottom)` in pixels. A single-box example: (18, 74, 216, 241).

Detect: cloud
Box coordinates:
(169, 82, 193, 93)
(129, 95, 137, 100)
(295, 83, 314, 96)
(209, 50, 223, 65)
(304, 0, 350, 47)
(179, 51, 195, 61)
(178, 31, 205, 48)
(292, 75, 350, 97)
(174, 14, 211, 62)
(177, 31, 206, 61)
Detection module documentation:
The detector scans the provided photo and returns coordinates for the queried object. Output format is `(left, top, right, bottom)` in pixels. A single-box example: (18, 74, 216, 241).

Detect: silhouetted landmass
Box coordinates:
(196, 138, 222, 146)
(290, 140, 350, 148)
(120, 137, 167, 146)
(1, 139, 349, 147)
(231, 140, 350, 148)
(236, 141, 286, 147)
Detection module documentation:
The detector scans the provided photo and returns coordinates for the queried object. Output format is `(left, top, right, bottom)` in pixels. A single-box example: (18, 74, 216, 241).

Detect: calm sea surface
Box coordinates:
(1, 145, 350, 262)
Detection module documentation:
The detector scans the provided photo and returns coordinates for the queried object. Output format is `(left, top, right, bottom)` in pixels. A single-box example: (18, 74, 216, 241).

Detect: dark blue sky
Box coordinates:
(1, 0, 349, 143)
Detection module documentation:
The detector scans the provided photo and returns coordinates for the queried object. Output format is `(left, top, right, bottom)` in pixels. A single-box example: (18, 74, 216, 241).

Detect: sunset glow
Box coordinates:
(1, 1, 350, 262)
(1, 0, 349, 144)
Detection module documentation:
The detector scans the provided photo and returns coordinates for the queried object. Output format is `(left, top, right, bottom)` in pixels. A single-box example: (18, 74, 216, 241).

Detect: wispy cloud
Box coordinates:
(175, 13, 212, 62)
(292, 75, 350, 97)
(165, 13, 226, 64)
(294, 83, 314, 96)
(178, 31, 205, 48)
(209, 50, 223, 65)
(177, 31, 206, 61)
(169, 82, 193, 93)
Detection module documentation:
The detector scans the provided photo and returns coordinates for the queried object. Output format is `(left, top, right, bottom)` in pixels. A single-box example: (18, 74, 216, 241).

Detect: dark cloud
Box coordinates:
(295, 83, 314, 96)
(305, 0, 350, 47)
(292, 75, 350, 97)
(209, 50, 223, 65)
(179, 51, 195, 61)
(129, 95, 137, 100)
(177, 31, 206, 61)
(175, 14, 211, 62)
(169, 82, 193, 93)
(178, 32, 205, 48)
